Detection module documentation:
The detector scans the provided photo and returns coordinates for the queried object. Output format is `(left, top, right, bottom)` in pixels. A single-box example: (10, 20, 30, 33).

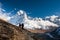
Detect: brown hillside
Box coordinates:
(0, 19, 54, 40)
(0, 19, 34, 40)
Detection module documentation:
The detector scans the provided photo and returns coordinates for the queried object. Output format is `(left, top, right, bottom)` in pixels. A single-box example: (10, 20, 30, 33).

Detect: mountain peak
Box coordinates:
(0, 8, 59, 30)
(17, 10, 24, 15)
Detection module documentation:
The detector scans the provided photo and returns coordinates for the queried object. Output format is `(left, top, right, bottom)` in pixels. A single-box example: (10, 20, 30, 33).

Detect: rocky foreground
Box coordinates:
(0, 19, 60, 40)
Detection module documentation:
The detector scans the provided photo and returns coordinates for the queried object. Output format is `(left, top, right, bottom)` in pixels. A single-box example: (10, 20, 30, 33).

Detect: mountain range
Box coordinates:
(0, 8, 60, 30)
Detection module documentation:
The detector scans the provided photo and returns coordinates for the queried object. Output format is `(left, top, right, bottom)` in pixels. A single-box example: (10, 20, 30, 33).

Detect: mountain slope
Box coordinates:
(0, 8, 59, 30)
(0, 19, 34, 40)
(9, 10, 58, 30)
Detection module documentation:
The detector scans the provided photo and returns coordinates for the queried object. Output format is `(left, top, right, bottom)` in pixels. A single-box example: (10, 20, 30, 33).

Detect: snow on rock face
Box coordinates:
(24, 19, 58, 30)
(45, 15, 60, 22)
(45, 15, 58, 22)
(50, 15, 58, 21)
(0, 7, 59, 30)
(9, 10, 58, 30)
(17, 10, 24, 15)
(9, 10, 28, 25)
(45, 15, 60, 26)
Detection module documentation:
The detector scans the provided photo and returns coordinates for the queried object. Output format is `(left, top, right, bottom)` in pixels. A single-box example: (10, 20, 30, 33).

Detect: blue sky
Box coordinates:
(0, 0, 60, 18)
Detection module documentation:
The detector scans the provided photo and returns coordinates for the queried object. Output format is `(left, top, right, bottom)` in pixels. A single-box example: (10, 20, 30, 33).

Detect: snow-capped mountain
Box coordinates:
(9, 10, 58, 30)
(0, 7, 59, 30)
(9, 10, 28, 25)
(45, 15, 60, 26)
